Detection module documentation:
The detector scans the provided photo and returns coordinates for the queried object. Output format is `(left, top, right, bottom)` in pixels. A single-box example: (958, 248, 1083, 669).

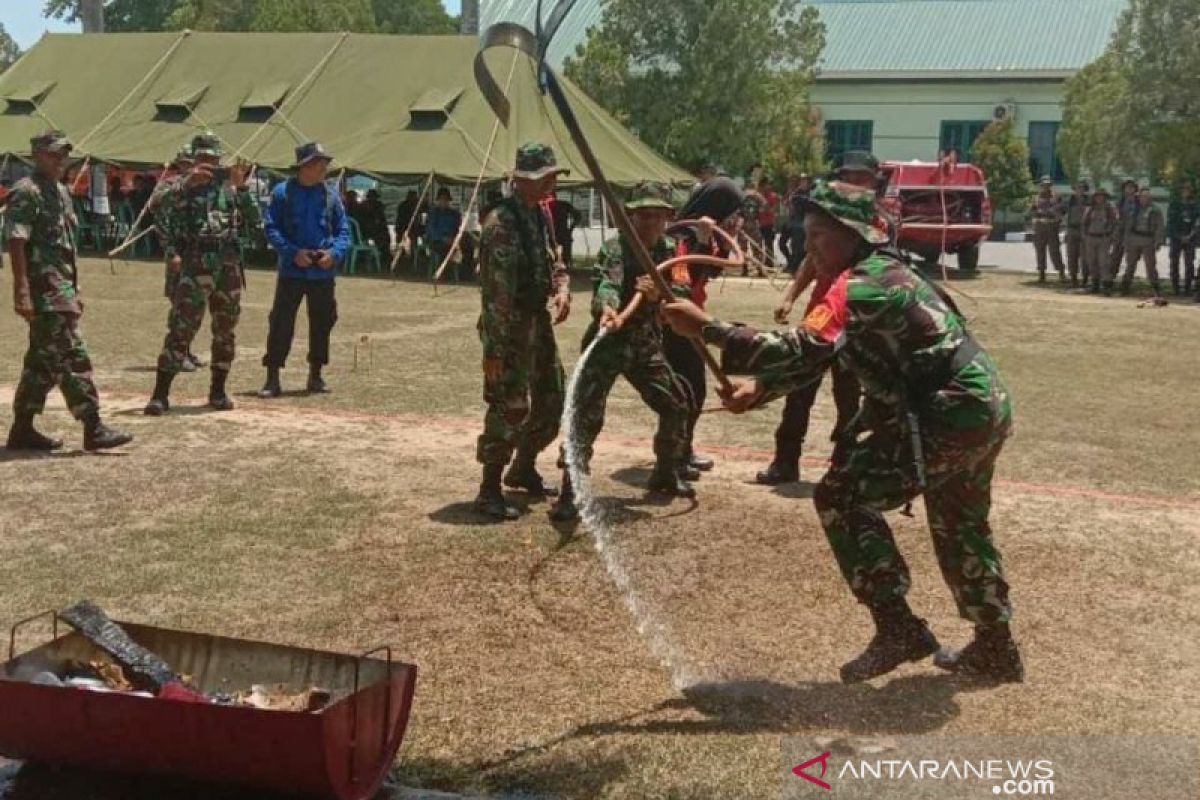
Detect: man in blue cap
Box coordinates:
(259, 141, 351, 397)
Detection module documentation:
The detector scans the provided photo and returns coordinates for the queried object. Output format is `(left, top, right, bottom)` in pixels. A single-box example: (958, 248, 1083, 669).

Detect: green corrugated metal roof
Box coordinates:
(481, 0, 1124, 75)
(813, 0, 1124, 75)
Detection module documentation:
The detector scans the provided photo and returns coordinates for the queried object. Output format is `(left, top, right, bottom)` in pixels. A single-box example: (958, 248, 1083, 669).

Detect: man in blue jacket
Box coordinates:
(260, 142, 351, 397)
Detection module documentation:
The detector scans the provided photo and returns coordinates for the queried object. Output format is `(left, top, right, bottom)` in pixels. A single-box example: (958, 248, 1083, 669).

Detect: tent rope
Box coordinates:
(232, 32, 348, 162)
(390, 171, 435, 275)
(107, 160, 173, 258)
(433, 47, 522, 287)
(75, 30, 191, 154)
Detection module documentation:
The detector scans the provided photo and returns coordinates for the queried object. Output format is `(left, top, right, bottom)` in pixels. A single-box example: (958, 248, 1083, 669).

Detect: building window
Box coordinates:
(825, 120, 873, 162)
(939, 120, 990, 163)
(1027, 121, 1066, 182)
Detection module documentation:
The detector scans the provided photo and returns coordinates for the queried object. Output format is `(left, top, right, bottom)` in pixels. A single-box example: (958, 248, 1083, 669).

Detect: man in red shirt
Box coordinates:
(756, 152, 884, 484)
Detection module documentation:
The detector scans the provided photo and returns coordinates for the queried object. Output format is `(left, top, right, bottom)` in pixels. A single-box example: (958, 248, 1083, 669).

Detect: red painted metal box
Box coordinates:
(0, 613, 417, 800)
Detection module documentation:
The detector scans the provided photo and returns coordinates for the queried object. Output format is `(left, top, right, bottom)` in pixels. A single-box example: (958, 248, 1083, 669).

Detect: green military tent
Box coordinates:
(0, 31, 692, 187)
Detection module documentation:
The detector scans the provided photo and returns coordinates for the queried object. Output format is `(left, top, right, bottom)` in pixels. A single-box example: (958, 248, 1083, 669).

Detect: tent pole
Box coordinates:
(433, 47, 521, 288)
(391, 170, 435, 277)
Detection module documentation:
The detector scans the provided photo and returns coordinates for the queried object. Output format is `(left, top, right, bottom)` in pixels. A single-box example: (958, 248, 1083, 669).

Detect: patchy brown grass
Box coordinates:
(0, 260, 1197, 799)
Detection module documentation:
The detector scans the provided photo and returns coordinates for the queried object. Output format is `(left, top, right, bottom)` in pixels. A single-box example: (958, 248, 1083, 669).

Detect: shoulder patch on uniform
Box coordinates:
(802, 271, 850, 342)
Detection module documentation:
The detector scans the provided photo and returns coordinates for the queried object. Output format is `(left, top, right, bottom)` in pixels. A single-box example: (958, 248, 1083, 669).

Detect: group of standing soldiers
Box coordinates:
(1031, 175, 1198, 304)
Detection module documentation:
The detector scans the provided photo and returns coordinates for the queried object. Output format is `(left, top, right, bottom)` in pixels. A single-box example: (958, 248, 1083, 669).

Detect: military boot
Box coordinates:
(646, 460, 696, 498)
(259, 367, 283, 399)
(5, 414, 63, 451)
(677, 460, 702, 481)
(82, 414, 133, 452)
(689, 450, 715, 472)
(504, 451, 558, 497)
(839, 599, 940, 684)
(548, 470, 579, 522)
(307, 364, 329, 394)
(143, 370, 175, 416)
(474, 463, 520, 521)
(756, 460, 800, 485)
(208, 368, 235, 411)
(934, 623, 1025, 684)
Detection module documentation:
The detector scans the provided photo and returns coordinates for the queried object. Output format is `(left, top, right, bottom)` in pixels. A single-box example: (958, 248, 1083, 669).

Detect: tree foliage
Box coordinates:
(972, 118, 1033, 214)
(45, 0, 457, 34)
(0, 22, 21, 72)
(563, 0, 825, 177)
(373, 0, 458, 34)
(1059, 0, 1200, 183)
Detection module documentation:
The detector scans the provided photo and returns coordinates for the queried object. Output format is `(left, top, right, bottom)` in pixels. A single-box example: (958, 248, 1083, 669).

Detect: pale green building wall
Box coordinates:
(810, 78, 1066, 165)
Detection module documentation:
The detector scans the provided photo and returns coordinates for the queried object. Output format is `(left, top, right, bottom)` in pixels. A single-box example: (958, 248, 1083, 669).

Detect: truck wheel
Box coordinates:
(958, 243, 980, 273)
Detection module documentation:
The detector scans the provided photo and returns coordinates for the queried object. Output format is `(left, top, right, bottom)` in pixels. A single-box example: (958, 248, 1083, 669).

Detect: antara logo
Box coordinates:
(792, 751, 833, 790)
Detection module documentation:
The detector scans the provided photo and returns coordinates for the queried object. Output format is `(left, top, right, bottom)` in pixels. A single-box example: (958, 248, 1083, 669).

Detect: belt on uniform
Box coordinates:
(915, 336, 982, 399)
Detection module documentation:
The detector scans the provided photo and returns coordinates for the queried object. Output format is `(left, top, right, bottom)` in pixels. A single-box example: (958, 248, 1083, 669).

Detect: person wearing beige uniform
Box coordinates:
(1120, 187, 1166, 305)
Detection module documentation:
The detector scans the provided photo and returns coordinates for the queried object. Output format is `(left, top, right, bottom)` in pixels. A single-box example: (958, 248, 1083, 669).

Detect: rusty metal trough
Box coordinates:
(0, 613, 417, 800)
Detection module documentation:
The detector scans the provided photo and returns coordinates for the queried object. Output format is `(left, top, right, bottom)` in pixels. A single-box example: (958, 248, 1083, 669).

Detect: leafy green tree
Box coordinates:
(972, 118, 1033, 214)
(373, 0, 458, 34)
(564, 0, 825, 175)
(248, 0, 375, 32)
(1059, 0, 1200, 183)
(0, 22, 21, 71)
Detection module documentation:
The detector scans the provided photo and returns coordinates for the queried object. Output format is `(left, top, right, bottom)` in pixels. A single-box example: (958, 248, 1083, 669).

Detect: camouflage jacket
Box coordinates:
(155, 178, 260, 266)
(4, 174, 80, 314)
(587, 234, 675, 341)
(704, 250, 1011, 434)
(478, 197, 569, 359)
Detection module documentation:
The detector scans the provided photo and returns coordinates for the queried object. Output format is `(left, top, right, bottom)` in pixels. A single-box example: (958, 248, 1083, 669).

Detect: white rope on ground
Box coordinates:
(75, 31, 190, 153)
(390, 171, 435, 274)
(231, 32, 348, 163)
(432, 47, 522, 287)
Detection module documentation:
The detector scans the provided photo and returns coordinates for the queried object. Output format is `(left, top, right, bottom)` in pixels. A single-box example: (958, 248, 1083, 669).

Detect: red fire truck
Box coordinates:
(878, 159, 993, 272)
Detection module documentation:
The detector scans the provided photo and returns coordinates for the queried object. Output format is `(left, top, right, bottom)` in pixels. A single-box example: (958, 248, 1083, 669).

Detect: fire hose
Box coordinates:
(610, 219, 745, 329)
(474, 5, 736, 394)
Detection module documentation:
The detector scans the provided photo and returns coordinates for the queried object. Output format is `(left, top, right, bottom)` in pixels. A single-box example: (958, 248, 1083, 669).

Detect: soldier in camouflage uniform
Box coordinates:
(152, 145, 203, 373)
(474, 143, 572, 520)
(1029, 176, 1065, 283)
(5, 131, 132, 452)
(663, 181, 1023, 685)
(549, 183, 695, 523)
(144, 133, 258, 416)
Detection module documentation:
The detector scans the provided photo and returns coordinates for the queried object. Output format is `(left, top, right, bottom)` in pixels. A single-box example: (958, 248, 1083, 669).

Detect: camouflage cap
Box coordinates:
(625, 181, 675, 212)
(512, 141, 569, 181)
(190, 132, 222, 159)
(30, 130, 72, 155)
(798, 180, 889, 245)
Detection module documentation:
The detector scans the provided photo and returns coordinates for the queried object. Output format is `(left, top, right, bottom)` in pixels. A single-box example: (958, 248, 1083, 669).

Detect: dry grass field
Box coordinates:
(0, 258, 1197, 799)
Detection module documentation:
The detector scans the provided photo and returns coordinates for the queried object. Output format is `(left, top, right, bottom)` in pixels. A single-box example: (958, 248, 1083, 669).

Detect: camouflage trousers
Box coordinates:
(813, 415, 1013, 626)
(14, 312, 100, 420)
(567, 326, 692, 468)
(157, 254, 242, 375)
(477, 309, 564, 466)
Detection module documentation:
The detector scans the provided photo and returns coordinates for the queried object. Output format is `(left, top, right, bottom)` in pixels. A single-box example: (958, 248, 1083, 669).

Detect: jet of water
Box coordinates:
(561, 327, 709, 691)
